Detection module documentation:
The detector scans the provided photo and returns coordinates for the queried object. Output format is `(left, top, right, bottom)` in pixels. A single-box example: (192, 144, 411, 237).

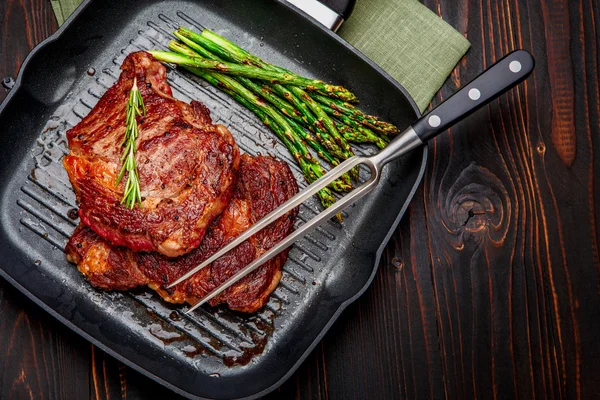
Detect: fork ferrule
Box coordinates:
(369, 126, 422, 167)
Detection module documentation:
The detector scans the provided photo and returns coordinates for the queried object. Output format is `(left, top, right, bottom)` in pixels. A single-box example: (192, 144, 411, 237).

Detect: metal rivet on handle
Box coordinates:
(428, 115, 441, 128)
(509, 61, 522, 73)
(468, 88, 481, 100)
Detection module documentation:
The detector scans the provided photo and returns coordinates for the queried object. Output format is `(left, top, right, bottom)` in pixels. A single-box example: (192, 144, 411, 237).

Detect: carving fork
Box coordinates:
(168, 50, 535, 314)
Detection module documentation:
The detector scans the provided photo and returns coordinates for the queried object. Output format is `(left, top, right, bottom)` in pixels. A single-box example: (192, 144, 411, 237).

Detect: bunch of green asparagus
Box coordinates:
(149, 28, 398, 211)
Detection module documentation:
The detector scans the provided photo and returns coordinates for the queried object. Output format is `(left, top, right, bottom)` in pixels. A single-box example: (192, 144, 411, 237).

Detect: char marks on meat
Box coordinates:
(66, 155, 299, 313)
(63, 51, 240, 257)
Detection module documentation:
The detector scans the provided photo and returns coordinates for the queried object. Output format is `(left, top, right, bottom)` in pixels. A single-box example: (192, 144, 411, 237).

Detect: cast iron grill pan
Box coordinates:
(0, 1, 426, 399)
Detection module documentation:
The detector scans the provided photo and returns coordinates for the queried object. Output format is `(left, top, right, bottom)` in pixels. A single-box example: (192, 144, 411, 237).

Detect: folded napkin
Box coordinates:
(50, 0, 79, 27)
(51, 0, 469, 112)
(339, 0, 470, 111)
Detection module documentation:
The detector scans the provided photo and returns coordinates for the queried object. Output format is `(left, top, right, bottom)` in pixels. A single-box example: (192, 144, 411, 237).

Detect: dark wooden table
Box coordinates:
(1, 0, 599, 398)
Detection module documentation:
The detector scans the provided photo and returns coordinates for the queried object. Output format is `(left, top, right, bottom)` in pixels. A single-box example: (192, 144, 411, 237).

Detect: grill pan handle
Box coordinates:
(318, 0, 357, 20)
(284, 0, 356, 32)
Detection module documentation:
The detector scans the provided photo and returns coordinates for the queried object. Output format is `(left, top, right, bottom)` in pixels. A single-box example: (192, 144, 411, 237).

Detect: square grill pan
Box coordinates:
(0, 1, 427, 399)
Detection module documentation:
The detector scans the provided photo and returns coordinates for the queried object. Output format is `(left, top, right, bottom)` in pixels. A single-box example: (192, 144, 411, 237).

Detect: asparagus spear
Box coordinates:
(201, 29, 285, 72)
(238, 81, 351, 177)
(249, 83, 301, 121)
(196, 29, 398, 151)
(337, 123, 389, 149)
(287, 119, 340, 167)
(178, 29, 348, 160)
(177, 28, 250, 65)
(149, 49, 357, 103)
(240, 83, 353, 174)
(321, 105, 390, 148)
(169, 40, 355, 189)
(185, 65, 338, 202)
(312, 93, 399, 135)
(172, 38, 300, 125)
(169, 41, 342, 171)
(174, 31, 215, 59)
(269, 84, 346, 159)
(225, 81, 349, 191)
(175, 34, 302, 122)
(230, 96, 339, 205)
(149, 50, 296, 83)
(245, 82, 341, 165)
(163, 43, 310, 162)
(203, 71, 346, 202)
(184, 27, 358, 103)
(290, 86, 360, 180)
(188, 30, 358, 178)
(193, 30, 354, 150)
(290, 87, 351, 153)
(166, 44, 350, 196)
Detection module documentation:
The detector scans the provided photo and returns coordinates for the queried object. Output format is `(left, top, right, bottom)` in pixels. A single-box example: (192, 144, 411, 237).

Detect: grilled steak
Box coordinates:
(66, 155, 299, 313)
(63, 51, 240, 257)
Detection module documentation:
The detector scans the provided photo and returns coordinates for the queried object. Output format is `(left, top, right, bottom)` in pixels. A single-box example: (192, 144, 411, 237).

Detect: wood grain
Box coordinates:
(416, 1, 600, 399)
(540, 0, 577, 166)
(0, 0, 57, 103)
(0, 286, 89, 400)
(0, 0, 599, 399)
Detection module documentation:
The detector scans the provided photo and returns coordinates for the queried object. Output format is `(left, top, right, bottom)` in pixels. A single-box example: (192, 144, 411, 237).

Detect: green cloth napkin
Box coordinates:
(339, 0, 470, 111)
(50, 0, 80, 27)
(51, 0, 469, 112)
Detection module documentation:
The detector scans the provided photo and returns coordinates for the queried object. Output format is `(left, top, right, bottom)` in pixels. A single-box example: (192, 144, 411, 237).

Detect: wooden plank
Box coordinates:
(418, 0, 600, 399)
(0, 285, 89, 399)
(0, 0, 57, 102)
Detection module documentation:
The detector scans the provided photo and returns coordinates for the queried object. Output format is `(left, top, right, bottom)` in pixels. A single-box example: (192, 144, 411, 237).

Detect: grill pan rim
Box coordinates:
(0, 1, 427, 399)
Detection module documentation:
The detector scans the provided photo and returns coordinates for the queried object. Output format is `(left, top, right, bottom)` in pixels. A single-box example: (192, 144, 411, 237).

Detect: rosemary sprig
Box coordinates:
(116, 77, 146, 208)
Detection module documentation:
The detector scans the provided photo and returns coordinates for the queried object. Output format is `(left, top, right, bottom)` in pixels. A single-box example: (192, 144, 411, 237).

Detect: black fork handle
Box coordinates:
(374, 50, 535, 166)
(412, 49, 535, 142)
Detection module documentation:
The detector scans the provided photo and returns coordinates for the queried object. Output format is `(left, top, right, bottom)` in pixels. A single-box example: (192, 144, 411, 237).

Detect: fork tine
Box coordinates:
(185, 168, 381, 314)
(166, 156, 367, 289)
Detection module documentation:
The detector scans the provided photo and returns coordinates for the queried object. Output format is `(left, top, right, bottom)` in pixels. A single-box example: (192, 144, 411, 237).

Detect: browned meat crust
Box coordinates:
(63, 51, 240, 257)
(66, 155, 298, 313)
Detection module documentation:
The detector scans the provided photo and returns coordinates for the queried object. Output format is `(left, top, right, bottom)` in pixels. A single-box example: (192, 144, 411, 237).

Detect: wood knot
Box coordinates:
(434, 163, 511, 248)
(391, 257, 404, 270)
(460, 206, 487, 230)
(537, 142, 546, 154)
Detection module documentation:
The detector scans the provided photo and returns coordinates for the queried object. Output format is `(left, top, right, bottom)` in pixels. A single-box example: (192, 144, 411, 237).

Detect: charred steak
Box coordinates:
(63, 51, 240, 257)
(66, 155, 299, 313)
